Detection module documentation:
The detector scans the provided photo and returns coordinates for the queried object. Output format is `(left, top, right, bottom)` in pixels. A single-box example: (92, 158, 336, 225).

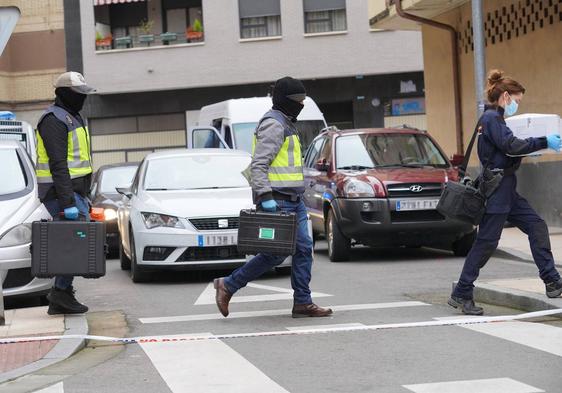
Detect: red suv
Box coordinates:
(303, 127, 476, 261)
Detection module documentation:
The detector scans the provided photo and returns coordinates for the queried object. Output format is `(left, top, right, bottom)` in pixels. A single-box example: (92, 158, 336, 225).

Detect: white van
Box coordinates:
(189, 96, 327, 153)
(0, 114, 37, 164)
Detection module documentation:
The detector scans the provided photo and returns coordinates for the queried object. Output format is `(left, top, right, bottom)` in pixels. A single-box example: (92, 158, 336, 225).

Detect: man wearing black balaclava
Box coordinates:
(214, 77, 333, 319)
(36, 71, 95, 315)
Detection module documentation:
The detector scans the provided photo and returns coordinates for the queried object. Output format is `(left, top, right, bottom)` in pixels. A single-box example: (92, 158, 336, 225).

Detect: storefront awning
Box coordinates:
(94, 0, 145, 6)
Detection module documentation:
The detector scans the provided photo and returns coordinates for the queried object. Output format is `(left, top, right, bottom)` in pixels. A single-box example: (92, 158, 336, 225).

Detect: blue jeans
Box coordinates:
(43, 192, 90, 290)
(224, 199, 313, 305)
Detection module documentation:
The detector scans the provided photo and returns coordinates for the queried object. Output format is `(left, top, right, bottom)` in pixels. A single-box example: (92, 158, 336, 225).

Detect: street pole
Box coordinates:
(472, 0, 486, 118)
(0, 278, 4, 326)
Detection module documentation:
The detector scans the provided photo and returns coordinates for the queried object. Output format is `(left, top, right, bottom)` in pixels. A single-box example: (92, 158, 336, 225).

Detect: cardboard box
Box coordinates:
(505, 113, 561, 156)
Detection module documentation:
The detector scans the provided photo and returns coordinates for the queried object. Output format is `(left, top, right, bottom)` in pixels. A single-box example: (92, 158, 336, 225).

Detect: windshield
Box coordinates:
(232, 120, 326, 154)
(100, 166, 138, 194)
(0, 149, 27, 196)
(144, 154, 251, 190)
(336, 134, 449, 169)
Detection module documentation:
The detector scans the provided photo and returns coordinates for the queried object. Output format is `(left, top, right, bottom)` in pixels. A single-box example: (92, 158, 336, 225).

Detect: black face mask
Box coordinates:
(55, 87, 87, 114)
(272, 77, 306, 122)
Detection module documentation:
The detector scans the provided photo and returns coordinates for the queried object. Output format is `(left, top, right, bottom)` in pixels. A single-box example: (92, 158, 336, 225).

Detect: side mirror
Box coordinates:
(116, 186, 132, 198)
(450, 154, 464, 167)
(315, 159, 330, 172)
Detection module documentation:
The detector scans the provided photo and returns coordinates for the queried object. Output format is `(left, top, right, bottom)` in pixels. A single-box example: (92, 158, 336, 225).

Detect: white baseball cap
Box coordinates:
(54, 71, 96, 94)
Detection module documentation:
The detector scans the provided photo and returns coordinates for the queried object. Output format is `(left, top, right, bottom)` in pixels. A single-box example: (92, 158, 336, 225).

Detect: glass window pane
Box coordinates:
(100, 166, 138, 194)
(0, 149, 26, 196)
(144, 155, 251, 190)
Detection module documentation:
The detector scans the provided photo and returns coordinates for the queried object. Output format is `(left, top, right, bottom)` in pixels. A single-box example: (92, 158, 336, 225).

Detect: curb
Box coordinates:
(473, 282, 562, 313)
(0, 314, 88, 384)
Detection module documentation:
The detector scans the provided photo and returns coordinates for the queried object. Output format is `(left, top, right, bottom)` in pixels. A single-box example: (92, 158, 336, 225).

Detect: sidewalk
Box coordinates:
(497, 226, 562, 266)
(0, 306, 87, 384)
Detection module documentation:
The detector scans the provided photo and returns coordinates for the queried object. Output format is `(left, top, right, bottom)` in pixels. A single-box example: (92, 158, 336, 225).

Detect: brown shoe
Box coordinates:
(292, 303, 333, 318)
(214, 278, 232, 317)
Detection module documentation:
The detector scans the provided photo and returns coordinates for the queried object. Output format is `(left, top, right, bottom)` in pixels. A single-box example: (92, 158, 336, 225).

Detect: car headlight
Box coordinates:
(141, 212, 185, 229)
(343, 179, 375, 198)
(104, 208, 118, 221)
(0, 223, 32, 247)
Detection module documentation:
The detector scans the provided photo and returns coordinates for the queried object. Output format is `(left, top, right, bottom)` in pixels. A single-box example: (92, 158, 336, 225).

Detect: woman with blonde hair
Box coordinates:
(449, 69, 562, 315)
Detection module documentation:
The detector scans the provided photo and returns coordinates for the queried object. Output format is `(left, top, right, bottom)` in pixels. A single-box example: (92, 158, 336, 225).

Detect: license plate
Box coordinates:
(396, 199, 439, 211)
(198, 234, 237, 247)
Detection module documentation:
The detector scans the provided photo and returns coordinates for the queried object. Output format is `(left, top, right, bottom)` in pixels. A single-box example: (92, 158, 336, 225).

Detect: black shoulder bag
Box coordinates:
(436, 122, 487, 225)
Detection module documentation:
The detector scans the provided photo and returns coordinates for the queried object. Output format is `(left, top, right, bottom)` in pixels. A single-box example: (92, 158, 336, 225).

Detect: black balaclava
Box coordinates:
(272, 77, 306, 122)
(55, 87, 87, 114)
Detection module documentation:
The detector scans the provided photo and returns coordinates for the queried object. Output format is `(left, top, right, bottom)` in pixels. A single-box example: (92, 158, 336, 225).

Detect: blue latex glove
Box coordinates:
(546, 134, 562, 152)
(64, 206, 79, 220)
(261, 200, 278, 212)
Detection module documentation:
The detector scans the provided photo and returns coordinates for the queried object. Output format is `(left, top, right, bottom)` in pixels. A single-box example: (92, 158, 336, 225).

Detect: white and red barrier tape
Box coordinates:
(1, 308, 560, 346)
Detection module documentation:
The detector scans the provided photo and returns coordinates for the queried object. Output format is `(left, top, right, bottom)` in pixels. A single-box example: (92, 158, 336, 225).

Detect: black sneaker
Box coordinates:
(47, 286, 89, 315)
(546, 279, 562, 298)
(448, 296, 484, 315)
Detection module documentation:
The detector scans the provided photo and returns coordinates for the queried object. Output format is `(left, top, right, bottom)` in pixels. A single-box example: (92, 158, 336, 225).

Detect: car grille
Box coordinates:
(176, 246, 244, 262)
(387, 183, 443, 198)
(391, 210, 445, 223)
(188, 217, 240, 231)
(3, 268, 33, 289)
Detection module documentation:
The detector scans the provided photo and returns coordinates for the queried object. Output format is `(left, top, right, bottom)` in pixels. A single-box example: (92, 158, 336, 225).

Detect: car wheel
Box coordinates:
(452, 229, 477, 257)
(326, 209, 351, 262)
(129, 231, 150, 283)
(275, 266, 292, 275)
(119, 239, 131, 270)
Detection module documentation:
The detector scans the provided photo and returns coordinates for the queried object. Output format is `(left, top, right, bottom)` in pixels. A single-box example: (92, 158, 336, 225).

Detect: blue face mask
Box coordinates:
(505, 94, 518, 116)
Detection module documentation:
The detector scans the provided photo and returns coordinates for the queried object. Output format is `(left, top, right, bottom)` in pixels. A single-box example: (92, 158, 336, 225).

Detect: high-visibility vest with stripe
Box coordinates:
(35, 105, 93, 183)
(252, 110, 305, 192)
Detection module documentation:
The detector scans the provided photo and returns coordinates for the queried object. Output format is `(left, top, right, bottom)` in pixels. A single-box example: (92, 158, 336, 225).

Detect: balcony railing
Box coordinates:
(96, 30, 204, 51)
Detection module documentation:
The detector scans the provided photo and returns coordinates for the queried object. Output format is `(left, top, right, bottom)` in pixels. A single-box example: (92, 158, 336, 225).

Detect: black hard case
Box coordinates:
(31, 220, 106, 278)
(237, 209, 297, 256)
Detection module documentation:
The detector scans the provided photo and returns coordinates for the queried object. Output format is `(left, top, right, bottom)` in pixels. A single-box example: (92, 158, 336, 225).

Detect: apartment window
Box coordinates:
(303, 0, 347, 34)
(239, 0, 282, 39)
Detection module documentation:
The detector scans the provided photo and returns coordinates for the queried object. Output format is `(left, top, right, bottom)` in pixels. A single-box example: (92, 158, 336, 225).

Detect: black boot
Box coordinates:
(448, 296, 484, 315)
(546, 278, 562, 298)
(47, 286, 89, 315)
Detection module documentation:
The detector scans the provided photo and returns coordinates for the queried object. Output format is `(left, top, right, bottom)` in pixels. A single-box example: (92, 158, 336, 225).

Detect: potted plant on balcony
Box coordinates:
(186, 18, 204, 42)
(139, 19, 155, 46)
(95, 31, 112, 50)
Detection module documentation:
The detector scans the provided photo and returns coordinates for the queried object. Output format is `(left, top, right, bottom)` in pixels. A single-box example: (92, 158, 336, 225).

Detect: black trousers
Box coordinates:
(452, 194, 560, 299)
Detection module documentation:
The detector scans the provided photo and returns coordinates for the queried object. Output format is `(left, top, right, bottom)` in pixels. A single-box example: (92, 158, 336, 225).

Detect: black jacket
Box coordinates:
(37, 98, 92, 209)
(477, 105, 547, 213)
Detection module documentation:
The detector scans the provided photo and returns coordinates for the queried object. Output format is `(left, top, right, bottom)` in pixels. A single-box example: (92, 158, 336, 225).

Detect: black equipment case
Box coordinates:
(31, 221, 106, 278)
(237, 209, 297, 256)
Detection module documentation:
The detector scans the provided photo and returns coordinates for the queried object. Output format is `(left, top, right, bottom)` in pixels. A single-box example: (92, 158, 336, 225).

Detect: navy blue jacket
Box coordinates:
(477, 105, 547, 213)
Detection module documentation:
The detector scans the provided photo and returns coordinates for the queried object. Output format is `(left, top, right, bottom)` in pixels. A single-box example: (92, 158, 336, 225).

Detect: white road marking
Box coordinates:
(403, 377, 544, 393)
(194, 282, 332, 305)
(139, 301, 430, 324)
(286, 323, 365, 331)
(463, 321, 562, 357)
(140, 333, 289, 393)
(33, 382, 64, 393)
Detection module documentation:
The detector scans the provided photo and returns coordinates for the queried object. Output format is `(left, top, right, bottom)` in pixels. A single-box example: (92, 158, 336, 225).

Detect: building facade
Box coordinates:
(371, 0, 562, 225)
(0, 0, 66, 125)
(65, 0, 425, 169)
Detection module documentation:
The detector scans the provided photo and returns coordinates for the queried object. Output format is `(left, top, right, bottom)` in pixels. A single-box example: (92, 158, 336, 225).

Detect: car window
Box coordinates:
(0, 149, 27, 196)
(335, 134, 449, 169)
(232, 122, 257, 154)
(100, 166, 138, 194)
(294, 120, 326, 151)
(319, 137, 332, 163)
(131, 160, 144, 195)
(305, 137, 325, 168)
(144, 154, 251, 191)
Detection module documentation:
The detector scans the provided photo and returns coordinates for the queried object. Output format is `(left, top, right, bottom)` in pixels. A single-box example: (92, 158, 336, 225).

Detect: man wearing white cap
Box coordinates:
(36, 71, 96, 315)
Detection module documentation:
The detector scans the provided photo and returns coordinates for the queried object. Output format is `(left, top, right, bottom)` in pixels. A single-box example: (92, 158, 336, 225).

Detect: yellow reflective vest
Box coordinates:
(35, 105, 93, 183)
(252, 110, 305, 191)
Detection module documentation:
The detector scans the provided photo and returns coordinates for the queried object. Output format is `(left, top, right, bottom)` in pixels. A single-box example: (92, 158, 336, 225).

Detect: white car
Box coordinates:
(0, 141, 53, 298)
(117, 148, 294, 282)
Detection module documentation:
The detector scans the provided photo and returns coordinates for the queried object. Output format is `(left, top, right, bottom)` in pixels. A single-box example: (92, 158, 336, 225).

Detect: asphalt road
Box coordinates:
(5, 242, 562, 393)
